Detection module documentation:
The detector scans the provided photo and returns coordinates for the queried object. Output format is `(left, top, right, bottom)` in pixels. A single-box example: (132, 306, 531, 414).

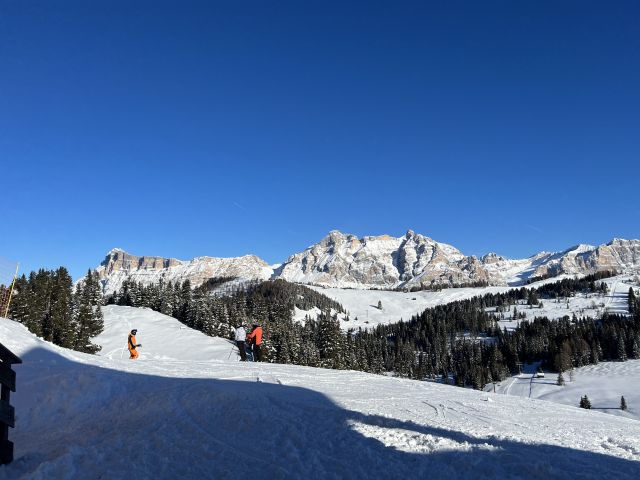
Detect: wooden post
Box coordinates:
(0, 343, 21, 465)
(3, 263, 19, 319)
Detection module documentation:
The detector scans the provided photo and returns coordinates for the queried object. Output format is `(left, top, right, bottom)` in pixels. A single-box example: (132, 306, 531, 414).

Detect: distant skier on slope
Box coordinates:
(128, 329, 142, 360)
(246, 323, 263, 362)
(235, 324, 247, 361)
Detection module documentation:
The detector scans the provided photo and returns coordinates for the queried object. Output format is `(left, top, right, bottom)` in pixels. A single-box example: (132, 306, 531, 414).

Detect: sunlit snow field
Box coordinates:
(1, 304, 639, 479)
(304, 275, 634, 330)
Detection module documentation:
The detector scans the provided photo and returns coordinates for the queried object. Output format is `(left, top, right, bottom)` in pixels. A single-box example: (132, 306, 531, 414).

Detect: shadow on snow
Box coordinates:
(3, 347, 639, 480)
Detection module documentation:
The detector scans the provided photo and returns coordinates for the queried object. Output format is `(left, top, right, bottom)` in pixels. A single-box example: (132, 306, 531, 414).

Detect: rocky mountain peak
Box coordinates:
(321, 230, 350, 246)
(94, 248, 272, 295)
(89, 232, 640, 294)
(481, 252, 506, 264)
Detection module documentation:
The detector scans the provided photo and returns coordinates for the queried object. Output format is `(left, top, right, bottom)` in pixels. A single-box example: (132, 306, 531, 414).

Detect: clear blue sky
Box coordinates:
(2, 1, 639, 280)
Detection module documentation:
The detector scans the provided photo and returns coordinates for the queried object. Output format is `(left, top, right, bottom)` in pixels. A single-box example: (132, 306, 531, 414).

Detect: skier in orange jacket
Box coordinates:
(246, 324, 263, 362)
(128, 329, 141, 359)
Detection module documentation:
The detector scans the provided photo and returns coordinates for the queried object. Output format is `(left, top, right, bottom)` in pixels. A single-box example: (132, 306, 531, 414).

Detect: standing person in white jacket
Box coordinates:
(234, 324, 247, 361)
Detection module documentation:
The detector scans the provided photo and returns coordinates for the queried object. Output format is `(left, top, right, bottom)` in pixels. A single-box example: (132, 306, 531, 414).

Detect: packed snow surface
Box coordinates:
(2, 306, 640, 479)
(495, 360, 640, 422)
(94, 305, 236, 362)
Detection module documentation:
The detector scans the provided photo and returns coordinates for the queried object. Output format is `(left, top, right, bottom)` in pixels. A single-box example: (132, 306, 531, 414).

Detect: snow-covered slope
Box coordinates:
(493, 359, 640, 423)
(2, 308, 640, 479)
(308, 275, 633, 330)
(94, 305, 236, 362)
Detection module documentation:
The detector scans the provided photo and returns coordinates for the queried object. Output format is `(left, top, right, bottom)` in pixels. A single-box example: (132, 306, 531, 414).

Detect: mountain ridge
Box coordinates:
(92, 231, 640, 293)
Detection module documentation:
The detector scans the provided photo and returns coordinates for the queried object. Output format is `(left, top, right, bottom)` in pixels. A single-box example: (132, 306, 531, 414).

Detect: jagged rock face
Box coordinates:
(531, 239, 640, 278)
(96, 248, 273, 295)
(528, 244, 597, 278)
(478, 240, 640, 285)
(481, 253, 506, 265)
(275, 230, 490, 289)
(101, 249, 182, 274)
(276, 233, 640, 289)
(92, 235, 640, 294)
(590, 239, 640, 270)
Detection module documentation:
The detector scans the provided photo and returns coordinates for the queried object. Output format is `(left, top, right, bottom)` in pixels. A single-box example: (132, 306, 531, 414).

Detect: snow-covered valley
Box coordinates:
(305, 275, 635, 330)
(1, 306, 640, 479)
(494, 360, 640, 422)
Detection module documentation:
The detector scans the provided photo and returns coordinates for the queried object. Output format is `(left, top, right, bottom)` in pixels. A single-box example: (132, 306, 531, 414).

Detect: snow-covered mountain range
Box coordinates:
(93, 231, 640, 293)
(277, 231, 640, 289)
(96, 248, 273, 295)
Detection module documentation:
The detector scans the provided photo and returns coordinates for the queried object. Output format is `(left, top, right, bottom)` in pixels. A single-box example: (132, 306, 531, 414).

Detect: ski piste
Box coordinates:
(1, 305, 639, 479)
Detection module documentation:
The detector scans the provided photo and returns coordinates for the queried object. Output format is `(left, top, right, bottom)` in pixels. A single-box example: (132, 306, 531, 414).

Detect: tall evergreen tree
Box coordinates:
(74, 270, 104, 353)
(317, 310, 344, 369)
(49, 267, 76, 348)
(8, 274, 29, 324)
(617, 334, 628, 361)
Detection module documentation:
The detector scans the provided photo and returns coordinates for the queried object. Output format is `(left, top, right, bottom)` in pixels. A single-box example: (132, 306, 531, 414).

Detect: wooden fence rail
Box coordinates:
(0, 342, 21, 465)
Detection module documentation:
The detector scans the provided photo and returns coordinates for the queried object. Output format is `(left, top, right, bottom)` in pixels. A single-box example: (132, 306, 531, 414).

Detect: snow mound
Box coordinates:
(1, 309, 640, 479)
(95, 305, 236, 362)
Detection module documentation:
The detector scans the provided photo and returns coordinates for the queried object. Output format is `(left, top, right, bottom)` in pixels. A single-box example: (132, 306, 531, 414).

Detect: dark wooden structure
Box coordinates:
(0, 342, 21, 465)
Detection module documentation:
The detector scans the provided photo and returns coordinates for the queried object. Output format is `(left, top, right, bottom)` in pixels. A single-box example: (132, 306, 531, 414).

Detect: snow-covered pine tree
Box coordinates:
(49, 267, 76, 348)
(556, 372, 565, 386)
(394, 339, 415, 378)
(159, 281, 174, 316)
(178, 279, 192, 321)
(29, 270, 52, 338)
(631, 335, 640, 359)
(527, 291, 539, 307)
(8, 274, 31, 328)
(73, 269, 104, 353)
(617, 334, 628, 361)
(579, 395, 592, 409)
(317, 310, 344, 369)
(185, 289, 209, 331)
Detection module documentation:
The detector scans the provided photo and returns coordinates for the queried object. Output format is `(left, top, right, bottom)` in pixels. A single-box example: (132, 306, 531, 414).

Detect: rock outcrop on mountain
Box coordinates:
(532, 239, 640, 278)
(275, 233, 640, 289)
(96, 248, 273, 295)
(91, 234, 640, 293)
(274, 230, 490, 289)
